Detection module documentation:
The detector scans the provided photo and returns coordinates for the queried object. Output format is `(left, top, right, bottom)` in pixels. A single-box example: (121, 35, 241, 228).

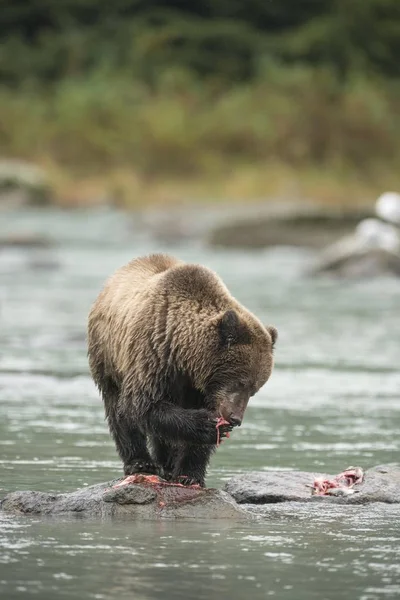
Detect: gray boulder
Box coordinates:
(0, 159, 52, 208)
(307, 240, 400, 278)
(314, 248, 400, 278)
(224, 464, 400, 505)
(1, 478, 248, 520)
(308, 218, 400, 278)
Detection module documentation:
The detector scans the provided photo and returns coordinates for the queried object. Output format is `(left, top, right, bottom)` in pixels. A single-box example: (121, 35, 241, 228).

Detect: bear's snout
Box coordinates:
(219, 392, 249, 427)
(229, 415, 242, 427)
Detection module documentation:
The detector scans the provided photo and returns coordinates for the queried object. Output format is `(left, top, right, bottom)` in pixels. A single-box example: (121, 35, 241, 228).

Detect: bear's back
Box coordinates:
(106, 254, 230, 310)
(98, 254, 182, 308)
(121, 254, 182, 290)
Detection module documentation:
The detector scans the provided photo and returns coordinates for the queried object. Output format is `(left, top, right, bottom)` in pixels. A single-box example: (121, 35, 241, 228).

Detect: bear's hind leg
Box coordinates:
(97, 375, 158, 476)
(107, 409, 158, 476)
(172, 444, 214, 487)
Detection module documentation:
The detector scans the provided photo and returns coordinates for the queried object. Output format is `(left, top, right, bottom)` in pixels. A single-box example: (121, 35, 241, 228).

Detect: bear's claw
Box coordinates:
(123, 459, 158, 476)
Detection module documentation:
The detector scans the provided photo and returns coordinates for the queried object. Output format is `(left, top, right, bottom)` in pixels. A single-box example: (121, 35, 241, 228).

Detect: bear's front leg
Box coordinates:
(146, 403, 231, 445)
(172, 444, 215, 487)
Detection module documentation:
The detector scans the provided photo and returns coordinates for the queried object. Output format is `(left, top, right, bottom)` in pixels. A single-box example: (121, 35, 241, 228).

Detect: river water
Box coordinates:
(1, 208, 399, 600)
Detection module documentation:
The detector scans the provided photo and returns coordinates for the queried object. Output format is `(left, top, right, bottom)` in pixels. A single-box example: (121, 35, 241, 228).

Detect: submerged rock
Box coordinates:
(0, 478, 248, 520)
(225, 464, 400, 505)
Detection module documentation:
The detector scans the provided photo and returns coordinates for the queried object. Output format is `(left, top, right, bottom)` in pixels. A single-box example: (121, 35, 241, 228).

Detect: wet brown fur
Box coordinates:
(87, 253, 277, 486)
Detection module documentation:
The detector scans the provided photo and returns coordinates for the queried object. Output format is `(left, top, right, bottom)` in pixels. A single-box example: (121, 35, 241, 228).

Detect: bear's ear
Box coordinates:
(218, 310, 250, 348)
(267, 325, 278, 349)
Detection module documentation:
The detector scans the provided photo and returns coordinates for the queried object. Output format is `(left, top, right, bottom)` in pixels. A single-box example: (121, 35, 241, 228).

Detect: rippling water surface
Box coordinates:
(1, 208, 399, 600)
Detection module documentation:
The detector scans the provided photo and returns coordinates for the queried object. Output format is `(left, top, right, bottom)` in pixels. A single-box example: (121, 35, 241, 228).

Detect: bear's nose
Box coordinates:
(230, 415, 242, 427)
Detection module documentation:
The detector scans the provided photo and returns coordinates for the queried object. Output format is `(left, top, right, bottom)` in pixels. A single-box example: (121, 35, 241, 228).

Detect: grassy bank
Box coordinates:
(1, 67, 399, 208)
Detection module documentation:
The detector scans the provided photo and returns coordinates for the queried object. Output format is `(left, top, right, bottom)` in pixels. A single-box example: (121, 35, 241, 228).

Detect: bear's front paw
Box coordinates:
(162, 469, 173, 481)
(176, 475, 204, 488)
(197, 413, 233, 445)
(124, 459, 158, 476)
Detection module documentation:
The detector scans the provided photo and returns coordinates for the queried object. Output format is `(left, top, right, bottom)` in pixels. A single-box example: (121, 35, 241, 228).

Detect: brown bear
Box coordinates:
(87, 253, 277, 487)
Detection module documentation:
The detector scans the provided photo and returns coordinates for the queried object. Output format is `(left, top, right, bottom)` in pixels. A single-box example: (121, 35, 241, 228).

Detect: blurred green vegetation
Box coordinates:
(0, 0, 399, 204)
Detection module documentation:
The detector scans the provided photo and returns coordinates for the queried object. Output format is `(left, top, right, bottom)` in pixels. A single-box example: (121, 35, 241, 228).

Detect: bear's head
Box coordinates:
(206, 309, 277, 427)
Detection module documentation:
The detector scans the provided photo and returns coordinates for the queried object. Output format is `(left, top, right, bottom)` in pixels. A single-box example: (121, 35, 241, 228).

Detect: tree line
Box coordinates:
(1, 0, 399, 85)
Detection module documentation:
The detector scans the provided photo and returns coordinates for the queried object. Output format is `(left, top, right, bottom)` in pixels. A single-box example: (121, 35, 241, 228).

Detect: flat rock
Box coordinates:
(3, 465, 398, 521)
(224, 464, 400, 505)
(224, 470, 328, 504)
(208, 210, 371, 249)
(0, 479, 248, 521)
(343, 464, 400, 505)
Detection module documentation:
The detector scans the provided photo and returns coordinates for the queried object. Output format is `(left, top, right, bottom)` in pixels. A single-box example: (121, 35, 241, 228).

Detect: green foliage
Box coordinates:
(0, 0, 398, 196)
(0, 0, 399, 84)
(1, 67, 398, 178)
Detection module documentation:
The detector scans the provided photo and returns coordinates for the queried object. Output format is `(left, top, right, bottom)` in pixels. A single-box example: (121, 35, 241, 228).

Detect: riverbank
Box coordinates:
(1, 68, 399, 209)
(29, 161, 400, 210)
(15, 161, 395, 211)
